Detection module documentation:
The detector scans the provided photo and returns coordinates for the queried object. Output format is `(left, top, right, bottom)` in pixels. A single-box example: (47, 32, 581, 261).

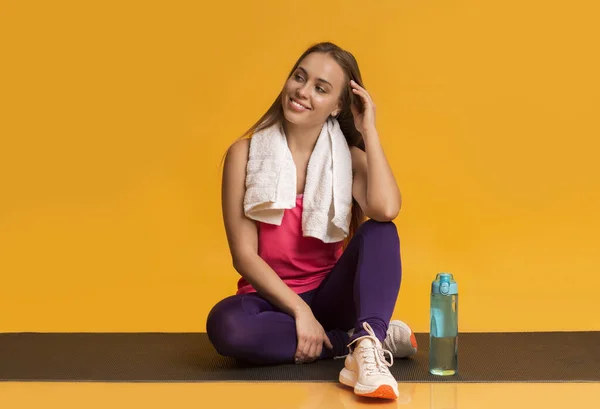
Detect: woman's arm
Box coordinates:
(348, 80, 402, 221)
(221, 139, 310, 318)
(222, 138, 333, 362)
(351, 130, 402, 222)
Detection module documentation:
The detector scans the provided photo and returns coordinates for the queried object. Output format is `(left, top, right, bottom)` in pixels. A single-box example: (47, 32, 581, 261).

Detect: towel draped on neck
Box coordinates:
(243, 117, 353, 243)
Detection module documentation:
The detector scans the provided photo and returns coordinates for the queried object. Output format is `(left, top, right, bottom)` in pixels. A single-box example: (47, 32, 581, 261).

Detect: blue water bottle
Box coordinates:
(429, 272, 458, 376)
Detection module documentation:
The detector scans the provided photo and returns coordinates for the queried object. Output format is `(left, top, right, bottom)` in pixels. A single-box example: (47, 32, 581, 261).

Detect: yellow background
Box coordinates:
(1, 0, 598, 333)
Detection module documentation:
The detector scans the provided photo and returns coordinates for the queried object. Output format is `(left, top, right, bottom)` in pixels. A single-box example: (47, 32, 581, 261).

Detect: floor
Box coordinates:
(1, 382, 599, 408)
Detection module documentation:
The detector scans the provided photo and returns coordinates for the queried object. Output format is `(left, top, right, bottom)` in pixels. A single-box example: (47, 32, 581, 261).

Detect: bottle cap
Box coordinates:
(432, 272, 458, 295)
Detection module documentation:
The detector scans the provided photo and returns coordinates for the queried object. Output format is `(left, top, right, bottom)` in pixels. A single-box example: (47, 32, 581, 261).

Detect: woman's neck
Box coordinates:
(281, 119, 323, 155)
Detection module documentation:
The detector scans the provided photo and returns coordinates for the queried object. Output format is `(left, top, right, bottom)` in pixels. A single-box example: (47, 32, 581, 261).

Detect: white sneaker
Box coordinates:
(347, 320, 418, 358)
(383, 320, 418, 358)
(339, 322, 399, 400)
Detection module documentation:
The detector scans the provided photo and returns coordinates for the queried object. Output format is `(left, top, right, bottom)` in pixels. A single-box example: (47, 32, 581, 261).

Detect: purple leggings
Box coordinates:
(206, 219, 402, 364)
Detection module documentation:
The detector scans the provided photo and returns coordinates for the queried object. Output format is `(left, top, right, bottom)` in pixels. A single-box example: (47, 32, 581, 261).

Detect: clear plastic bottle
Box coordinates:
(429, 272, 458, 376)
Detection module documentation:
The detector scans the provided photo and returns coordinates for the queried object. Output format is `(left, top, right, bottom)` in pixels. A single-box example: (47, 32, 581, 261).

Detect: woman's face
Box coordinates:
(281, 52, 346, 127)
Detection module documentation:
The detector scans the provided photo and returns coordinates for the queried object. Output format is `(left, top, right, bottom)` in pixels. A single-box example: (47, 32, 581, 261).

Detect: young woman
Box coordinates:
(207, 42, 417, 400)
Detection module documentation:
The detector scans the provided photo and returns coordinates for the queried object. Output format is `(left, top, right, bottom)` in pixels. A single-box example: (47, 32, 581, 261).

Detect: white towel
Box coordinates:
(244, 117, 353, 243)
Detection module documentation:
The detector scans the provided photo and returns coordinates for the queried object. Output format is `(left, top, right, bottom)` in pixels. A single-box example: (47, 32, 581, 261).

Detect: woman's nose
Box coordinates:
(296, 84, 310, 98)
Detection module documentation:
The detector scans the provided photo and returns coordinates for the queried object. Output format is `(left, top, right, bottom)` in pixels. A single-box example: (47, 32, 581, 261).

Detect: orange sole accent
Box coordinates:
(410, 332, 418, 349)
(356, 385, 398, 400)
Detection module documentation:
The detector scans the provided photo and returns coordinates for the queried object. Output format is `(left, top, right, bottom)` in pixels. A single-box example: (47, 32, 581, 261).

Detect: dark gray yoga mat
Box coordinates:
(1, 332, 599, 382)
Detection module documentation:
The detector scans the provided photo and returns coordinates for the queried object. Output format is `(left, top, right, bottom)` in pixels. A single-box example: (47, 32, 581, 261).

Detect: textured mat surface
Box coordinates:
(1, 332, 599, 382)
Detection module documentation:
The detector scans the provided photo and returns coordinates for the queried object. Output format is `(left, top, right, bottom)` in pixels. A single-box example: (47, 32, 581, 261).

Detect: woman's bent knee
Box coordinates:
(206, 295, 269, 360)
(357, 219, 399, 243)
(206, 296, 248, 358)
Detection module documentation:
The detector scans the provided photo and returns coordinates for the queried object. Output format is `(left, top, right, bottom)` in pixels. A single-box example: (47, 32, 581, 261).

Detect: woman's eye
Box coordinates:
(293, 74, 325, 93)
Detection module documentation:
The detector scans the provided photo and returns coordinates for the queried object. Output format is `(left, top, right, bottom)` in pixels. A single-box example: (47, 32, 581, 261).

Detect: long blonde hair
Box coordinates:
(221, 42, 367, 249)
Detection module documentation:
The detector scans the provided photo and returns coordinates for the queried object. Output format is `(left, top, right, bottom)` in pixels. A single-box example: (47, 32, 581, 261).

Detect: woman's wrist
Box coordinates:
(291, 299, 312, 319)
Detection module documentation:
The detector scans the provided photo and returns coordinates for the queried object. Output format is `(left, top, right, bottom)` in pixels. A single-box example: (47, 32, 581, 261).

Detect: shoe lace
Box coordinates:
(347, 322, 394, 376)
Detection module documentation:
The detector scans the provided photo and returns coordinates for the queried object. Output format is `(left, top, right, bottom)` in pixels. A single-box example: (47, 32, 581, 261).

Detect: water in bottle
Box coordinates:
(429, 272, 458, 376)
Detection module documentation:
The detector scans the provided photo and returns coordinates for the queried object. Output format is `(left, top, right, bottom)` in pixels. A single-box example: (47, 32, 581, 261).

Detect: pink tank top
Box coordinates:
(236, 194, 344, 295)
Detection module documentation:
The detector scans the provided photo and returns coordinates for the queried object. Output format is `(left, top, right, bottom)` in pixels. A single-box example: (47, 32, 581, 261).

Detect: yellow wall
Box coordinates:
(1, 0, 599, 333)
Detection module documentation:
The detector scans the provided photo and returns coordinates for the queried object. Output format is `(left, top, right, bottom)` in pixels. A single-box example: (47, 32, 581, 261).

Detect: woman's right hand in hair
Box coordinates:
(294, 309, 333, 364)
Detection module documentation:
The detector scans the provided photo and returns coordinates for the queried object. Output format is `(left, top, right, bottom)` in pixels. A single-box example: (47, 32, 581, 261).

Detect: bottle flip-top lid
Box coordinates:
(432, 272, 458, 295)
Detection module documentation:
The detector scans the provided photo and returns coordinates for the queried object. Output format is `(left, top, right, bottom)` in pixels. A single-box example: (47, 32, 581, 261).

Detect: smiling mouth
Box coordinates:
(290, 97, 311, 110)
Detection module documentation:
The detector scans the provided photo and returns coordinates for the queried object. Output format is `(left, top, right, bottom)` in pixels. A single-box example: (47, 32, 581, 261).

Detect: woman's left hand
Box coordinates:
(350, 79, 376, 136)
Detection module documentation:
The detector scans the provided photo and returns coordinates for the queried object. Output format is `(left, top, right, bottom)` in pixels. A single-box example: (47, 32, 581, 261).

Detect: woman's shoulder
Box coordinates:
(226, 138, 251, 163)
(222, 138, 251, 191)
